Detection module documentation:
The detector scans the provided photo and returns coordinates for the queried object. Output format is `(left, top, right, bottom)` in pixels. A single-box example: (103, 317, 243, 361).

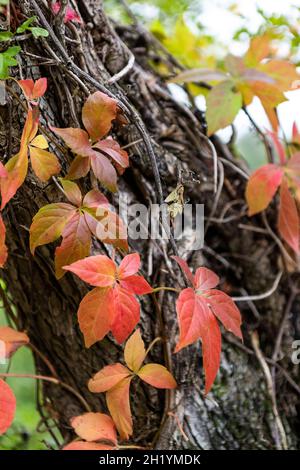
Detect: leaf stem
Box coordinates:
(152, 286, 180, 294)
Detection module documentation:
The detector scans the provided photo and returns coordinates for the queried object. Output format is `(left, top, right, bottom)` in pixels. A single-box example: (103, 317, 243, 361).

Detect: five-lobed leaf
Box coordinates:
(173, 257, 242, 393)
(64, 254, 152, 345)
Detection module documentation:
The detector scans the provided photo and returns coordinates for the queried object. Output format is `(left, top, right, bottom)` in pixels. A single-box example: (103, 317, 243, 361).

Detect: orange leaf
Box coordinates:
(29, 147, 61, 182)
(77, 288, 113, 348)
(110, 285, 141, 344)
(278, 179, 300, 253)
(88, 363, 131, 393)
(30, 203, 75, 254)
(124, 329, 146, 372)
(90, 151, 118, 192)
(82, 91, 118, 142)
(64, 254, 116, 287)
(71, 412, 117, 444)
(0, 326, 29, 359)
(60, 179, 82, 207)
(0, 150, 29, 210)
(244, 34, 271, 67)
(246, 164, 284, 216)
(94, 137, 129, 171)
(55, 212, 91, 279)
(0, 379, 16, 435)
(51, 127, 92, 156)
(138, 364, 177, 389)
(106, 377, 133, 440)
(67, 155, 90, 180)
(18, 78, 47, 100)
(0, 216, 8, 268)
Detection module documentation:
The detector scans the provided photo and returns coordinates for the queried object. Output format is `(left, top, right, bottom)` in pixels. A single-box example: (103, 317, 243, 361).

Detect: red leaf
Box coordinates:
(194, 267, 219, 290)
(63, 441, 115, 450)
(172, 255, 194, 285)
(174, 258, 242, 393)
(90, 151, 117, 192)
(0, 151, 29, 210)
(82, 189, 109, 209)
(0, 162, 8, 178)
(118, 253, 140, 278)
(138, 364, 177, 389)
(52, 2, 82, 24)
(110, 286, 141, 344)
(82, 92, 118, 141)
(0, 326, 29, 359)
(0, 379, 16, 435)
(64, 254, 116, 287)
(51, 127, 92, 156)
(0, 216, 8, 268)
(94, 138, 129, 171)
(77, 287, 113, 348)
(18, 78, 47, 100)
(88, 363, 131, 393)
(70, 412, 117, 444)
(55, 212, 91, 279)
(278, 179, 300, 253)
(246, 164, 284, 216)
(65, 254, 151, 345)
(106, 377, 133, 440)
(203, 290, 242, 339)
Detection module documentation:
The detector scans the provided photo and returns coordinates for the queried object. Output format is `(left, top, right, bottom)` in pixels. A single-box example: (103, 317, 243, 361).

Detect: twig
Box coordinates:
(232, 270, 283, 302)
(251, 331, 288, 450)
(108, 52, 135, 84)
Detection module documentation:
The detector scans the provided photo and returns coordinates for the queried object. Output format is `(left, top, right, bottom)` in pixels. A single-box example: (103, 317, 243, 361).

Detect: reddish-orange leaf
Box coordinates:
(173, 258, 242, 393)
(0, 379, 16, 435)
(106, 377, 133, 440)
(77, 288, 113, 348)
(118, 253, 140, 278)
(0, 162, 8, 178)
(67, 155, 91, 180)
(60, 179, 82, 207)
(244, 34, 271, 67)
(203, 290, 242, 339)
(90, 151, 117, 192)
(88, 363, 131, 393)
(94, 138, 129, 171)
(110, 286, 141, 344)
(171, 255, 194, 285)
(286, 152, 300, 187)
(138, 364, 177, 389)
(259, 60, 299, 93)
(124, 329, 146, 373)
(29, 147, 61, 182)
(18, 78, 47, 100)
(0, 150, 29, 210)
(64, 254, 116, 287)
(0, 326, 29, 359)
(194, 267, 219, 290)
(55, 212, 91, 279)
(119, 276, 153, 295)
(0, 216, 8, 268)
(82, 91, 118, 142)
(278, 179, 300, 253)
(30, 203, 75, 254)
(82, 189, 109, 209)
(51, 127, 92, 156)
(71, 412, 117, 444)
(63, 441, 115, 450)
(246, 164, 284, 216)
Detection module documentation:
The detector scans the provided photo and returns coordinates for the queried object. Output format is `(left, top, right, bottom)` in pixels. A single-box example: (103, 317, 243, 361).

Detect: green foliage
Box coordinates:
(0, 47, 21, 80)
(17, 16, 49, 38)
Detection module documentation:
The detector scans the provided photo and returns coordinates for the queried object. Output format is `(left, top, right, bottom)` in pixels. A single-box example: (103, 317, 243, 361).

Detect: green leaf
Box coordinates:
(0, 32, 14, 41)
(29, 27, 49, 38)
(16, 17, 37, 33)
(206, 80, 242, 136)
(0, 0, 9, 4)
(0, 47, 21, 80)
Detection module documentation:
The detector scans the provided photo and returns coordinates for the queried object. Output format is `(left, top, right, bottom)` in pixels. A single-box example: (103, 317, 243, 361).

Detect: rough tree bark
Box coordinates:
(1, 0, 299, 450)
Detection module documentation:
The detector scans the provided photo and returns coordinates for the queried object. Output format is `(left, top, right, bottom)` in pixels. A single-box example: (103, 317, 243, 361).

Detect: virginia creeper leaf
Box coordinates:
(206, 80, 242, 136)
(82, 91, 118, 142)
(278, 179, 300, 253)
(246, 164, 284, 216)
(137, 364, 177, 389)
(70, 412, 117, 444)
(106, 377, 133, 441)
(124, 329, 146, 373)
(0, 379, 16, 435)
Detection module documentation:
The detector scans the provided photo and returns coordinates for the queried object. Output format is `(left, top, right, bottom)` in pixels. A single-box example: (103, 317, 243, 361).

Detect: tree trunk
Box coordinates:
(1, 0, 299, 450)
